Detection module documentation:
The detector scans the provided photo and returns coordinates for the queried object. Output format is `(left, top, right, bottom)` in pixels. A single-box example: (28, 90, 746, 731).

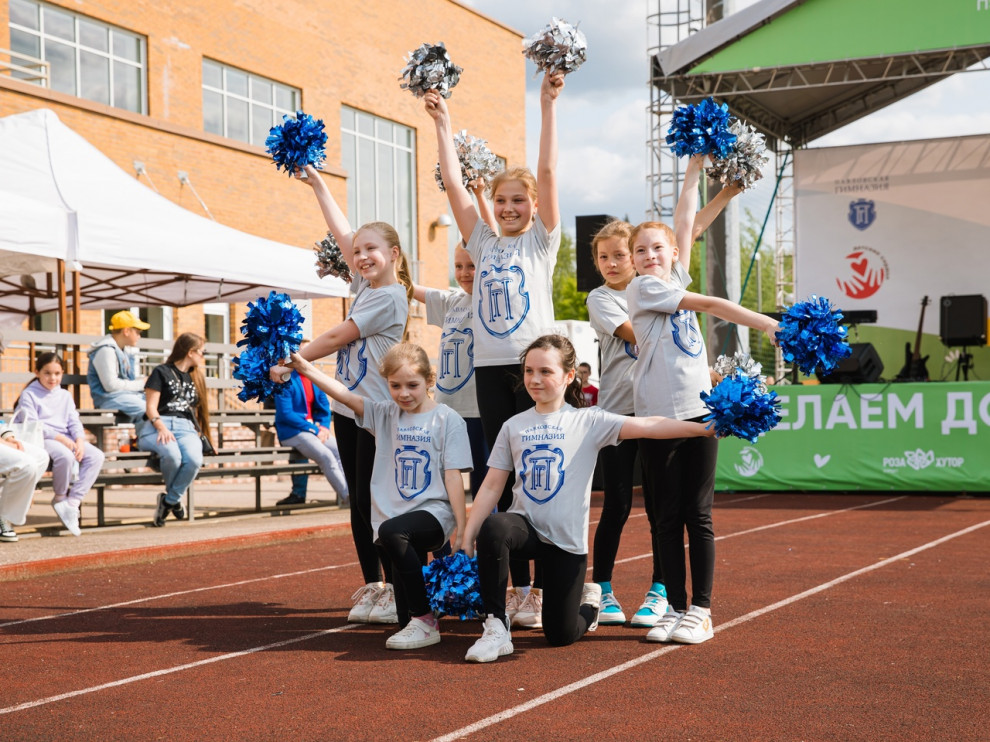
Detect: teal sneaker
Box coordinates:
(630, 583, 669, 628)
(597, 592, 627, 625)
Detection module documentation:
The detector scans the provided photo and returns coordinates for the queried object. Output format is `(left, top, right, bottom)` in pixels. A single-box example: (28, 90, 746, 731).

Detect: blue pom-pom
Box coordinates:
(233, 292, 305, 402)
(701, 372, 782, 444)
(776, 295, 853, 375)
(265, 111, 327, 175)
(422, 550, 484, 620)
(665, 97, 736, 158)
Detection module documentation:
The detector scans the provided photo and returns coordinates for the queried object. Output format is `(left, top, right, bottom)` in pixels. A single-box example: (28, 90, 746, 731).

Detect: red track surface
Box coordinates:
(1, 493, 987, 740)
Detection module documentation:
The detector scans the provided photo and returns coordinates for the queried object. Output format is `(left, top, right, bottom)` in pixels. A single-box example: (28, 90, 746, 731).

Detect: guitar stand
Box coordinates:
(953, 347, 973, 382)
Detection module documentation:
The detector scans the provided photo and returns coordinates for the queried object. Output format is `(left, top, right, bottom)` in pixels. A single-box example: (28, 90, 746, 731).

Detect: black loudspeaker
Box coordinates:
(939, 294, 987, 347)
(575, 214, 617, 293)
(817, 342, 884, 384)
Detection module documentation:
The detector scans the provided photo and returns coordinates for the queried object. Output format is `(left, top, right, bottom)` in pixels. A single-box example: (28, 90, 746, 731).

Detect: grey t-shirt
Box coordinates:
(627, 263, 711, 420)
(489, 404, 625, 554)
(587, 285, 637, 415)
(466, 215, 561, 366)
(356, 400, 472, 541)
(332, 275, 408, 420)
(425, 288, 479, 418)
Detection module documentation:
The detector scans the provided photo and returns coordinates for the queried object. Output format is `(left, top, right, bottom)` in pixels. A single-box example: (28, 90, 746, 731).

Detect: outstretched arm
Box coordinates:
(296, 165, 357, 270)
(693, 182, 742, 242)
(618, 414, 714, 441)
(425, 92, 479, 241)
(679, 292, 778, 345)
(459, 467, 510, 558)
(288, 352, 365, 418)
(673, 154, 705, 270)
(536, 71, 563, 232)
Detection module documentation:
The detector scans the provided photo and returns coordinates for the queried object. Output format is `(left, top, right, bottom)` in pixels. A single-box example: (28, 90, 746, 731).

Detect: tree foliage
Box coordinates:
(552, 231, 588, 321)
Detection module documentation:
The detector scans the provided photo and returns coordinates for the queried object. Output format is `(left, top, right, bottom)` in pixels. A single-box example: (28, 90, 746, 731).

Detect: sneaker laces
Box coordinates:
(351, 584, 380, 605)
(519, 590, 542, 613)
(601, 593, 622, 611)
(373, 584, 395, 609)
(482, 618, 506, 639)
(638, 593, 664, 613)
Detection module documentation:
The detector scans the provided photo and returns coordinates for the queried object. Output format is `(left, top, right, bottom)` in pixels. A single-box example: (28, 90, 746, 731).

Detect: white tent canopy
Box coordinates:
(0, 108, 347, 324)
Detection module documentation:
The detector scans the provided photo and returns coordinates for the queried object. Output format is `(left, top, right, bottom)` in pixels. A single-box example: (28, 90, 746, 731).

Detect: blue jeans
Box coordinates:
(138, 416, 203, 506)
(91, 390, 147, 424)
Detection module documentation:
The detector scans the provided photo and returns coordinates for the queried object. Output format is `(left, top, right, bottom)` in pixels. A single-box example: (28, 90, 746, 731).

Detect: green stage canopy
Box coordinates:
(654, 0, 990, 146)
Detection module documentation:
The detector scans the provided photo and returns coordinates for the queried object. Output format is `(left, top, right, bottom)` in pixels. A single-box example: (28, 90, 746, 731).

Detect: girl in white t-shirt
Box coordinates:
(270, 165, 412, 625)
(289, 344, 472, 651)
(459, 335, 713, 663)
(425, 71, 565, 624)
(627, 154, 777, 646)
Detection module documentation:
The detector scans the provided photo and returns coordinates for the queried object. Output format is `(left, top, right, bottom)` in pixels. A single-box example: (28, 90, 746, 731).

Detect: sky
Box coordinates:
(461, 0, 990, 236)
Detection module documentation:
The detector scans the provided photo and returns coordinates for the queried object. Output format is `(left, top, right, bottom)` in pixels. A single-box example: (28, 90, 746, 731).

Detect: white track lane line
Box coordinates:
(610, 495, 904, 568)
(0, 624, 356, 716)
(430, 518, 990, 742)
(0, 561, 359, 629)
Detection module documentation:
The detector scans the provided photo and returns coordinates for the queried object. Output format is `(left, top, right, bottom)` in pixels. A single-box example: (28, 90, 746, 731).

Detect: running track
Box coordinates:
(1, 493, 987, 740)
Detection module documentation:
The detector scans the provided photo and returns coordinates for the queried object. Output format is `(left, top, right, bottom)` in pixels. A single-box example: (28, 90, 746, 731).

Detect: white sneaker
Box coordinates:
(0, 517, 17, 543)
(52, 498, 81, 537)
(597, 592, 627, 625)
(630, 587, 669, 628)
(368, 583, 398, 624)
(385, 617, 440, 650)
(505, 587, 525, 622)
(581, 583, 603, 632)
(465, 615, 513, 663)
(347, 582, 383, 623)
(645, 608, 684, 643)
(670, 605, 714, 644)
(511, 588, 542, 629)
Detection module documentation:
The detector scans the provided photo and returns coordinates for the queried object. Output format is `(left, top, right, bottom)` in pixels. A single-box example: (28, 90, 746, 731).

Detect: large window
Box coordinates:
(8, 0, 146, 113)
(340, 107, 418, 275)
(202, 59, 300, 146)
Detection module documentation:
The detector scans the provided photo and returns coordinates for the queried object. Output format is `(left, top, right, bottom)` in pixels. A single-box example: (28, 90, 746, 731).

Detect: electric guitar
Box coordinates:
(896, 296, 930, 382)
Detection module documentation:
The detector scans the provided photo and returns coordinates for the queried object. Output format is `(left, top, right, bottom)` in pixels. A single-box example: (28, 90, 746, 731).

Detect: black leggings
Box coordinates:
(639, 431, 718, 610)
(334, 415, 386, 584)
(377, 510, 446, 626)
(477, 513, 595, 647)
(592, 437, 662, 585)
(475, 364, 538, 589)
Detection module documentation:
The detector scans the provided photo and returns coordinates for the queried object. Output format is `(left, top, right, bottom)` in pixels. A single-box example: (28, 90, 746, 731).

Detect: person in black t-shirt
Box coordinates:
(138, 333, 213, 526)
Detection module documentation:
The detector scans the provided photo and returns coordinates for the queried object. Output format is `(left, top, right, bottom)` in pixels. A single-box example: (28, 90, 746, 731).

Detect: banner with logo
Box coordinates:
(794, 136, 990, 334)
(715, 381, 990, 492)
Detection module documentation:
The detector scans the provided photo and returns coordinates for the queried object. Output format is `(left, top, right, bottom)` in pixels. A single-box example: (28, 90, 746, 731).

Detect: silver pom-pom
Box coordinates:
(713, 352, 767, 393)
(399, 42, 463, 99)
(706, 120, 769, 191)
(434, 130, 503, 193)
(314, 232, 351, 283)
(522, 17, 587, 75)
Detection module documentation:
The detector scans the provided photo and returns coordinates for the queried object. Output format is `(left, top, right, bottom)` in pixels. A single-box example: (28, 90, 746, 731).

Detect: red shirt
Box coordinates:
(582, 384, 598, 407)
(300, 374, 316, 421)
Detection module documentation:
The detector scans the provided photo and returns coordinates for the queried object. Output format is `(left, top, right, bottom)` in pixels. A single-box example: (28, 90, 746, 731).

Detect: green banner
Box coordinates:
(715, 381, 990, 492)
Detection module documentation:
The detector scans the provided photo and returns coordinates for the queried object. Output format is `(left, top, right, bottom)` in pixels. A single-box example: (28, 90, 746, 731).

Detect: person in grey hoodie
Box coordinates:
(17, 353, 105, 536)
(87, 310, 149, 423)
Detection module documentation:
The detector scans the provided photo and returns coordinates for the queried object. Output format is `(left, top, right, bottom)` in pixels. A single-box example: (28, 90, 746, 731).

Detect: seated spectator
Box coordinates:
(0, 425, 50, 543)
(578, 362, 598, 407)
(87, 310, 149, 423)
(273, 342, 348, 507)
(138, 333, 213, 527)
(17, 353, 105, 537)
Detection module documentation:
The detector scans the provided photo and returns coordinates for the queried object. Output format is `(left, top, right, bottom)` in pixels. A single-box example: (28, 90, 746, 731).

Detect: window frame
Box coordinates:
(201, 58, 301, 147)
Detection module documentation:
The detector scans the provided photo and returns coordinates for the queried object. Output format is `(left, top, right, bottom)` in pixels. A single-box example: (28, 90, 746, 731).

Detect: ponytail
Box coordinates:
(396, 250, 415, 339)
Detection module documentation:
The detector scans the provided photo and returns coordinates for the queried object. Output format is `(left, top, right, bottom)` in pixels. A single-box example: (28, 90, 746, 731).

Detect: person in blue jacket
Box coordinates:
(273, 350, 349, 507)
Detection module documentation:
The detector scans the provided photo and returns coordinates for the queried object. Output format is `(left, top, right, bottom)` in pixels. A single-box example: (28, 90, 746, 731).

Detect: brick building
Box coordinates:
(0, 0, 525, 402)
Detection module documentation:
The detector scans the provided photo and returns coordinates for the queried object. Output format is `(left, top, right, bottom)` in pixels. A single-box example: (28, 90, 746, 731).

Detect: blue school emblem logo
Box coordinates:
(478, 266, 531, 338)
(336, 339, 368, 390)
(848, 199, 876, 231)
(436, 327, 474, 394)
(520, 444, 565, 504)
(394, 445, 432, 500)
(671, 310, 703, 357)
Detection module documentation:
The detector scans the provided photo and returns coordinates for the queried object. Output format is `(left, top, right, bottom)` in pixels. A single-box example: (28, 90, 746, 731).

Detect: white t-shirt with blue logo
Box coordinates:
(466, 215, 561, 367)
(425, 288, 479, 419)
(332, 275, 408, 420)
(357, 400, 473, 541)
(587, 285, 638, 415)
(627, 263, 711, 420)
(489, 404, 625, 555)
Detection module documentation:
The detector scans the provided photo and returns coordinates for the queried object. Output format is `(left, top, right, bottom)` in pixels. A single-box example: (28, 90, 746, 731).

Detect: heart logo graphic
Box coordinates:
(814, 454, 831, 468)
(851, 258, 869, 275)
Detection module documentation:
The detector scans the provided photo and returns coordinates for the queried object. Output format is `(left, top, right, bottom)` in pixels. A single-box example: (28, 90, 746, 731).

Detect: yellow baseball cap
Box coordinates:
(108, 310, 151, 331)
